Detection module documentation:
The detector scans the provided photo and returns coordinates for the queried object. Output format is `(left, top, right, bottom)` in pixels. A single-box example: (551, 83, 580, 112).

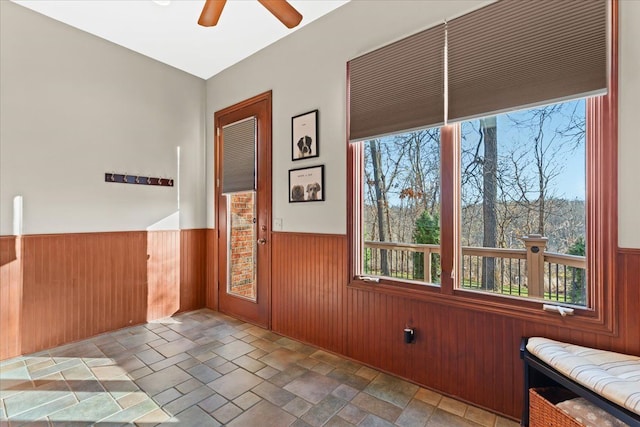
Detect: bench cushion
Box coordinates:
(527, 337, 640, 416)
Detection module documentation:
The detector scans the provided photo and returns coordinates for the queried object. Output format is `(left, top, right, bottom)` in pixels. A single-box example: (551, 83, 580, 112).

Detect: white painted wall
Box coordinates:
(0, 1, 206, 235)
(206, 0, 640, 248)
(2, 0, 637, 246)
(205, 0, 492, 235)
(618, 0, 640, 249)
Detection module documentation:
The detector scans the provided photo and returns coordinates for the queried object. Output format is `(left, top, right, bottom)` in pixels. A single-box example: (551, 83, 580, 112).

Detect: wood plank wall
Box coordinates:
(147, 230, 207, 319)
(271, 233, 348, 354)
(179, 229, 207, 315)
(0, 229, 207, 360)
(205, 228, 218, 310)
(271, 232, 640, 419)
(616, 248, 640, 354)
(0, 236, 22, 359)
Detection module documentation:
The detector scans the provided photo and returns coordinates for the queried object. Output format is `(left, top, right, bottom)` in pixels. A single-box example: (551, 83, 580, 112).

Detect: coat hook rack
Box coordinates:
(105, 173, 174, 187)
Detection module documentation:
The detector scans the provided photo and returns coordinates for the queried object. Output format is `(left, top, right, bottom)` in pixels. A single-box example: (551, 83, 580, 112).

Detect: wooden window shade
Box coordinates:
(222, 116, 256, 194)
(348, 24, 445, 142)
(447, 0, 607, 122)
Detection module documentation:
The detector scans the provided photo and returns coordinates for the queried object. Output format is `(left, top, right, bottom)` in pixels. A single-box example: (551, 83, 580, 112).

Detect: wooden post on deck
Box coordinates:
(521, 234, 548, 298)
(424, 247, 432, 283)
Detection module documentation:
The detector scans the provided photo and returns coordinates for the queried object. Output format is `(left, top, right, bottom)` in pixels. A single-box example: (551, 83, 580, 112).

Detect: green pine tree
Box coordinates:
(413, 211, 440, 282)
(567, 237, 586, 304)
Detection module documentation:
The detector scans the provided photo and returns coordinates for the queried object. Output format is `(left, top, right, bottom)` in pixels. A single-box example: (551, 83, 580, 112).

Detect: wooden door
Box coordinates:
(215, 92, 271, 328)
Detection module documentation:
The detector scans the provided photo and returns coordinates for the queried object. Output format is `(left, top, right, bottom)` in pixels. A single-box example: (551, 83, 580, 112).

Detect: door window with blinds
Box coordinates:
(222, 117, 258, 301)
(348, 0, 613, 313)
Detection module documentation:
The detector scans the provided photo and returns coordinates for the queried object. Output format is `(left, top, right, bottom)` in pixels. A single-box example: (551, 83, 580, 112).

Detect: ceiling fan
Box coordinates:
(198, 0, 303, 29)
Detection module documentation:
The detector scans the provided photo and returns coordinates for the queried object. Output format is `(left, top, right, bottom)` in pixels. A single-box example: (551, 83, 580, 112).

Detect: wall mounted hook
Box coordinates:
(105, 172, 173, 187)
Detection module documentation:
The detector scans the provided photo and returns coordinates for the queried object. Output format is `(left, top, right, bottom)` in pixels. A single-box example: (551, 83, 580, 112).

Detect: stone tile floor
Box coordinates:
(0, 309, 519, 426)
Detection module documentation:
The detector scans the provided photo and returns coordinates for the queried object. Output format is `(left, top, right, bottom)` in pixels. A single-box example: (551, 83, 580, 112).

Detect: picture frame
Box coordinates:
(289, 165, 324, 203)
(291, 109, 319, 161)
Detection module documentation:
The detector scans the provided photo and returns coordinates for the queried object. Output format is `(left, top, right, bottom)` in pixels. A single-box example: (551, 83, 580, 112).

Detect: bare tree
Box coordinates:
(508, 104, 567, 236)
(368, 139, 390, 275)
(462, 102, 586, 246)
(460, 118, 498, 289)
(480, 117, 498, 291)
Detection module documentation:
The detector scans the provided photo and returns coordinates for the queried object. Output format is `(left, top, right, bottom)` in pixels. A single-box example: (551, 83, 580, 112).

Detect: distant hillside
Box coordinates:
(364, 198, 585, 255)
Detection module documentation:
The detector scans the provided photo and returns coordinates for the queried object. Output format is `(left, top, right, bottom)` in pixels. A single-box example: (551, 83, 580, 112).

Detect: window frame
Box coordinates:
(347, 1, 618, 334)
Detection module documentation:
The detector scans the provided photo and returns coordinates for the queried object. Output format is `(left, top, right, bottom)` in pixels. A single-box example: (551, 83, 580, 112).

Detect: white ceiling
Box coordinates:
(12, 0, 349, 80)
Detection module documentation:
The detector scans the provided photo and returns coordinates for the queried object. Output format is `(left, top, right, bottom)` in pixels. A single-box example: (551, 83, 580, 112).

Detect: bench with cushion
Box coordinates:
(521, 337, 640, 426)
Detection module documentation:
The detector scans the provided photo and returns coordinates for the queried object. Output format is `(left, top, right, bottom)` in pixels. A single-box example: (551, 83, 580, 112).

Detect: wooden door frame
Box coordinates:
(213, 91, 272, 328)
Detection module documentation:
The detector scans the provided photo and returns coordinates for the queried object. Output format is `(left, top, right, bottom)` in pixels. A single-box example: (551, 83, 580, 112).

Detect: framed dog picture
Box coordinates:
(289, 165, 324, 203)
(291, 109, 319, 161)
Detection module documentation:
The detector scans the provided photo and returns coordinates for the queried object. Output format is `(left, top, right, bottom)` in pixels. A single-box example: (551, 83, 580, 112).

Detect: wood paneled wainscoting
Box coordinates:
(0, 236, 22, 360)
(271, 232, 640, 420)
(271, 232, 348, 355)
(0, 229, 207, 360)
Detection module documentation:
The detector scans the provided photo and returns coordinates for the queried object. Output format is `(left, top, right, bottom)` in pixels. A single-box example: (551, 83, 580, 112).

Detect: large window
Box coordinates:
(357, 100, 588, 305)
(348, 0, 616, 327)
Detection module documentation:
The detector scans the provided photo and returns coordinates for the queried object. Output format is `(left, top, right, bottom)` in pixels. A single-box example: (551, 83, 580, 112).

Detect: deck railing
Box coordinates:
(363, 235, 587, 306)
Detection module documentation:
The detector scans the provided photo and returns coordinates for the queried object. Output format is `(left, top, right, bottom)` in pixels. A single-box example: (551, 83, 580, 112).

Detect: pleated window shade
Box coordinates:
(222, 117, 256, 194)
(348, 24, 445, 142)
(447, 0, 607, 122)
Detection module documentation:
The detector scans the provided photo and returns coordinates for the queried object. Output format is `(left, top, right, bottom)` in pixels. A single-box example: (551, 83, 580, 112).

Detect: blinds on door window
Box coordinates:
(222, 116, 256, 194)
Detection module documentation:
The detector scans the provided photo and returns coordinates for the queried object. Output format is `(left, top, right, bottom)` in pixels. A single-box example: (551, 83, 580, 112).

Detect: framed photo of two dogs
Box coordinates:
(290, 110, 323, 202)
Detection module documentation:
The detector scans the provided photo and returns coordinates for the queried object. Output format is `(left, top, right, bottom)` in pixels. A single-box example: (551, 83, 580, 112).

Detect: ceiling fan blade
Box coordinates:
(257, 0, 303, 29)
(198, 0, 227, 27)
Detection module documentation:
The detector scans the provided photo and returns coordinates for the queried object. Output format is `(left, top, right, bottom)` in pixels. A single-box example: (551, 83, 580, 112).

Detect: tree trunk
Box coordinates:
(481, 117, 497, 291)
(538, 174, 545, 235)
(369, 140, 389, 276)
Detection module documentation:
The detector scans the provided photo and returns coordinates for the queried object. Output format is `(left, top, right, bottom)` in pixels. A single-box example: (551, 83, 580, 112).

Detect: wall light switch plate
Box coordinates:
(274, 218, 283, 230)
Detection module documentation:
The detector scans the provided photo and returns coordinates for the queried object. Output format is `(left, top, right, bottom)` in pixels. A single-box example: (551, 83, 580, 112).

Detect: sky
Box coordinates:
(462, 99, 586, 202)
